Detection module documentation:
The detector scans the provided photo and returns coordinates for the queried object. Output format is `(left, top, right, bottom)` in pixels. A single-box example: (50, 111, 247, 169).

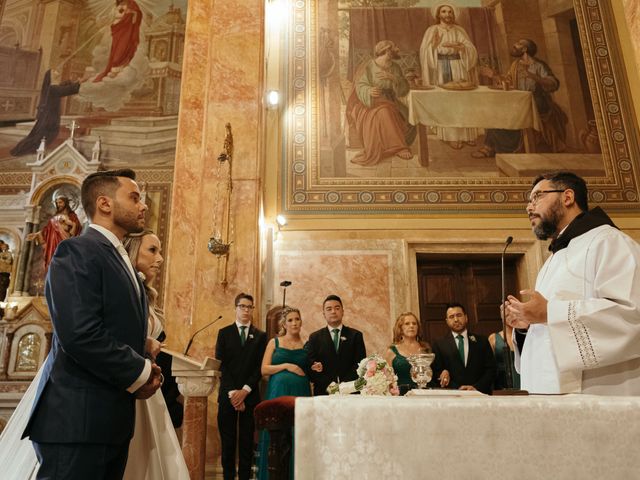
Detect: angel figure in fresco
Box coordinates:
(346, 40, 416, 166)
(93, 0, 143, 82)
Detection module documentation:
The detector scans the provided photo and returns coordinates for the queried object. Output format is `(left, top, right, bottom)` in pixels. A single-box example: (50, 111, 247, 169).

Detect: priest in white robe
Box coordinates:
(419, 3, 478, 148)
(506, 171, 640, 395)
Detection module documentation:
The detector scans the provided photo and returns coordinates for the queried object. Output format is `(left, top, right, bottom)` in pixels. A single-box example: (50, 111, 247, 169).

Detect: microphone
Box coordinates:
(280, 280, 292, 309)
(501, 236, 514, 389)
(184, 315, 223, 356)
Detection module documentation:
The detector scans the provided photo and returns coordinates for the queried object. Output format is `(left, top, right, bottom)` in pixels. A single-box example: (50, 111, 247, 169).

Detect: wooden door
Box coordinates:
(417, 255, 519, 345)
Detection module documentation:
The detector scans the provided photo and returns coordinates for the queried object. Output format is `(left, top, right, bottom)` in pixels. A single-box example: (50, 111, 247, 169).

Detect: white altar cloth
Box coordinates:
(407, 86, 541, 130)
(295, 394, 640, 479)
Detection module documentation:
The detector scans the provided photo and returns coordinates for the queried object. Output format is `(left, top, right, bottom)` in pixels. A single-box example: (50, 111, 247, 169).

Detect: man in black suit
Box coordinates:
(215, 292, 267, 480)
(431, 303, 496, 394)
(307, 294, 367, 395)
(23, 169, 162, 479)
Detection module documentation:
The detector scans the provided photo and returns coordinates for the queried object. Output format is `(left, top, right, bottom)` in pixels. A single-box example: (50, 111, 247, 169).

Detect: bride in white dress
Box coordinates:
(0, 230, 189, 479)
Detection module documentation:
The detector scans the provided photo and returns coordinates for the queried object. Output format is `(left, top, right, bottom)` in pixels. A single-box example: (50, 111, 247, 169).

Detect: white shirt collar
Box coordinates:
(327, 324, 343, 333)
(90, 224, 122, 249)
(236, 321, 251, 330)
(451, 329, 467, 340)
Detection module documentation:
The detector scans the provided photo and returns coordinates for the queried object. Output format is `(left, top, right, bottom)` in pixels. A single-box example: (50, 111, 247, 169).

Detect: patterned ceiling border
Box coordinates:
(282, 0, 640, 215)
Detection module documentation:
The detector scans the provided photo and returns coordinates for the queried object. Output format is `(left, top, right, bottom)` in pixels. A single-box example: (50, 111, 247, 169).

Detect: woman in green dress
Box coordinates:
(257, 307, 311, 479)
(385, 312, 431, 395)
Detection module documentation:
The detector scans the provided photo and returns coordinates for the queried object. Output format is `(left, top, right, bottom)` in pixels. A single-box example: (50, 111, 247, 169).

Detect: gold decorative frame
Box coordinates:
(281, 0, 640, 214)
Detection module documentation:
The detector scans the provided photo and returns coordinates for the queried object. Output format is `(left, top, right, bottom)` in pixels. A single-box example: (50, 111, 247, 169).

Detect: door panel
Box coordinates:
(417, 256, 519, 345)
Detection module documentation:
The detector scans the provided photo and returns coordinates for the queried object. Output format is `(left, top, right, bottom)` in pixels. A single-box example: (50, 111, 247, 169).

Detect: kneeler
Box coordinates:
(254, 396, 297, 480)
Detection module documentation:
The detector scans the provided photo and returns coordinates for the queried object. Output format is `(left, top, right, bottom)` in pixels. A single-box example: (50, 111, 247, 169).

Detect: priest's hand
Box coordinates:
(506, 290, 548, 327)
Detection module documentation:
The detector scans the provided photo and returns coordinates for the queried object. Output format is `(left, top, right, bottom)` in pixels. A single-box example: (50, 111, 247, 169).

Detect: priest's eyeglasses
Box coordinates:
(527, 189, 565, 206)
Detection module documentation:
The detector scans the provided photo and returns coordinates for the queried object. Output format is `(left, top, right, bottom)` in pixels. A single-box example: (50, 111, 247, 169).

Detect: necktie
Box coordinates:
(240, 326, 247, 346)
(456, 334, 465, 365)
(332, 328, 340, 352)
(116, 244, 141, 297)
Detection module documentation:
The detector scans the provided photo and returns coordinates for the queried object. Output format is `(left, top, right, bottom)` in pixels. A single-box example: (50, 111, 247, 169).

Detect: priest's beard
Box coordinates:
(533, 198, 562, 240)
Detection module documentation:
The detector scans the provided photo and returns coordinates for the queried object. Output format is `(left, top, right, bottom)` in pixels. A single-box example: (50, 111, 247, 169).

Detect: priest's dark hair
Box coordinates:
(81, 168, 137, 220)
(532, 171, 588, 212)
(323, 294, 343, 307)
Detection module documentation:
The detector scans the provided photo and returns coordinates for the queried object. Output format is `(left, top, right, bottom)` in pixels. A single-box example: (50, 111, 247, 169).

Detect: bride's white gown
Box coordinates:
(0, 362, 190, 480)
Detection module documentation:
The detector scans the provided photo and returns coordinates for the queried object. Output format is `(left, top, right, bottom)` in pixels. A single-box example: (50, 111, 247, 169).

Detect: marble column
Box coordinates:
(164, 0, 266, 467)
(177, 374, 218, 480)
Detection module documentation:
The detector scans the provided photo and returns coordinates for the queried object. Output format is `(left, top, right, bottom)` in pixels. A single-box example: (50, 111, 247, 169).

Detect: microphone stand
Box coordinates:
(280, 280, 291, 309)
(494, 237, 528, 396)
(184, 315, 223, 356)
(501, 236, 514, 390)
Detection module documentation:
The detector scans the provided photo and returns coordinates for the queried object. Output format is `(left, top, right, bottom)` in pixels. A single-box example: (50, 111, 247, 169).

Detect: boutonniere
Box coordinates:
(248, 334, 254, 340)
(137, 271, 146, 282)
(469, 335, 476, 342)
(340, 336, 347, 341)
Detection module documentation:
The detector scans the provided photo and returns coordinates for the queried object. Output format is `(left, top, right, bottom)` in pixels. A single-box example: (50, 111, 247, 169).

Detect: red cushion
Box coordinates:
(254, 396, 297, 430)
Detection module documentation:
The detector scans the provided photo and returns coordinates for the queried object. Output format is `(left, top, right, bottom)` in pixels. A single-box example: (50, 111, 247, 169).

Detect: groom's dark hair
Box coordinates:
(81, 168, 137, 220)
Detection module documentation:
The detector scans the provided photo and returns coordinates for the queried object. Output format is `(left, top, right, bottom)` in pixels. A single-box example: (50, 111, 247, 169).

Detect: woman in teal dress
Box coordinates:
(385, 312, 431, 395)
(489, 324, 521, 390)
(257, 307, 311, 479)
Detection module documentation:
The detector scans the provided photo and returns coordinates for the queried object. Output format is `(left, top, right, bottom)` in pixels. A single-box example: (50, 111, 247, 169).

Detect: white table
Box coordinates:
(295, 394, 640, 479)
(406, 86, 540, 165)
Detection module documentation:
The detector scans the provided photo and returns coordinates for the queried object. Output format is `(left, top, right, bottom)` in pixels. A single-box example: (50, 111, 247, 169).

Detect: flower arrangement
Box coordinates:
(327, 354, 399, 396)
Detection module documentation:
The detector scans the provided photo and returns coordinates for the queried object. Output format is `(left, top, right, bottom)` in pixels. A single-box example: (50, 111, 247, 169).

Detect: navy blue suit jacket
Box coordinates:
(23, 227, 148, 444)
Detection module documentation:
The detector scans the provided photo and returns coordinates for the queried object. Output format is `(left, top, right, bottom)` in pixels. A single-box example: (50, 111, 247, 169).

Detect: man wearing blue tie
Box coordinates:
(23, 169, 163, 479)
(431, 303, 496, 394)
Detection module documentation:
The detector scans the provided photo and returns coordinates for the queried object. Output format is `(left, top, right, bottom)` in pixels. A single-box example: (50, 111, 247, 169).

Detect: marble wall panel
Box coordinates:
(274, 238, 409, 356)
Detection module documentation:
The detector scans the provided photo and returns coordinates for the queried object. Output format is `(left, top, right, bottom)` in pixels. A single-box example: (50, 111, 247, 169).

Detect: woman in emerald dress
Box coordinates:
(385, 312, 431, 394)
(257, 306, 311, 479)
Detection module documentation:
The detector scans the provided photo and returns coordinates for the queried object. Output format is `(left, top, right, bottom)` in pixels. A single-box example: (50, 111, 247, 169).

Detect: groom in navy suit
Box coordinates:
(216, 292, 267, 480)
(307, 294, 367, 395)
(23, 169, 162, 479)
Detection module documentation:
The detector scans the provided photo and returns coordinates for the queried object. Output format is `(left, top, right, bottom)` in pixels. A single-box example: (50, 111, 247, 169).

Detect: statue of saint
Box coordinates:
(27, 195, 82, 272)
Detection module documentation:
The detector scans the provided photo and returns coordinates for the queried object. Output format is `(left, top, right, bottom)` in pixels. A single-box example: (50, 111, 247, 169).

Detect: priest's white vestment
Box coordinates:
(515, 224, 640, 394)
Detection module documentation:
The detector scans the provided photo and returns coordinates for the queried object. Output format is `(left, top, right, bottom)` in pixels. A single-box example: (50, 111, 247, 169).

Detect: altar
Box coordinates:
(295, 394, 640, 479)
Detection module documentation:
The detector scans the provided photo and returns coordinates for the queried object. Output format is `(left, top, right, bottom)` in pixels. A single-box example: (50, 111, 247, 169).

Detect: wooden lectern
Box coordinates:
(162, 348, 221, 480)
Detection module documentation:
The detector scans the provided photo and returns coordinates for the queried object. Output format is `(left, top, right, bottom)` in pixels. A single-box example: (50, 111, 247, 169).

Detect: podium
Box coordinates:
(163, 348, 221, 480)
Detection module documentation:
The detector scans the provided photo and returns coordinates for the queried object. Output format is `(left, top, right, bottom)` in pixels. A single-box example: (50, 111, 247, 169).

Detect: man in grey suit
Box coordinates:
(23, 169, 162, 479)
